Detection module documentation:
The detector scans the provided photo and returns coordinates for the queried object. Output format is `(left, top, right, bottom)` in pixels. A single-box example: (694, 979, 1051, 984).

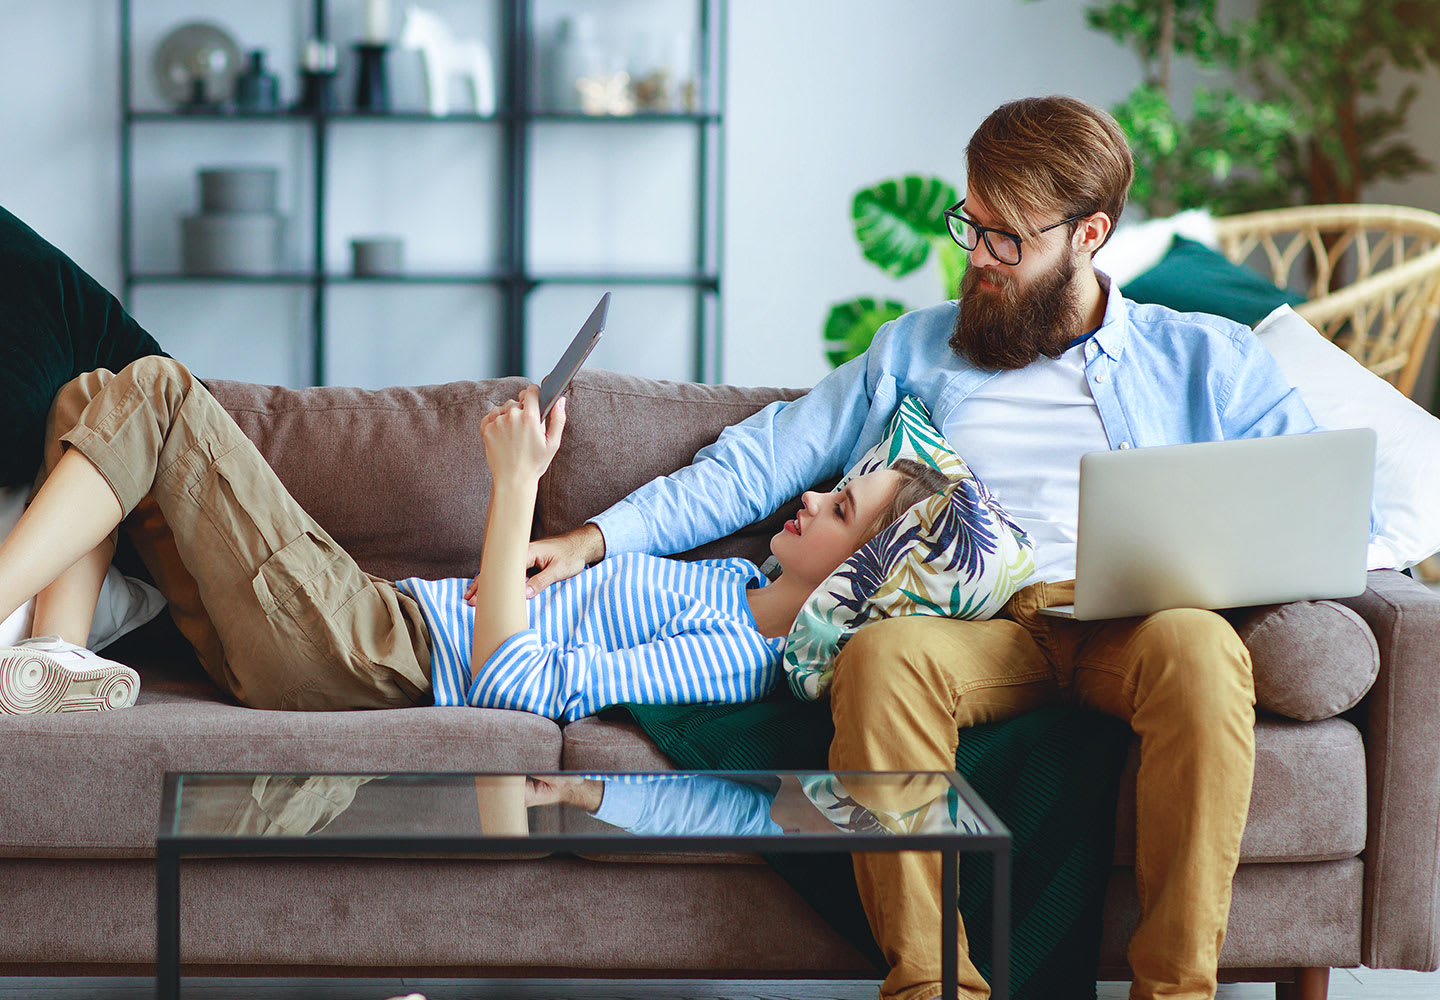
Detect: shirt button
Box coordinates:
(1119, 441, 1131, 449)
(1094, 372, 1108, 384)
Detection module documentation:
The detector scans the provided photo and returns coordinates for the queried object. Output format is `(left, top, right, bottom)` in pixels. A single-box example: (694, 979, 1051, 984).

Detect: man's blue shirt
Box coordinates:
(593, 276, 1321, 558)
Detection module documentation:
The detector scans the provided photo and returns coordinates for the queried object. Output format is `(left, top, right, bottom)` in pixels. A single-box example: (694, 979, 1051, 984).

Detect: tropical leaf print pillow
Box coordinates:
(783, 395, 1035, 701)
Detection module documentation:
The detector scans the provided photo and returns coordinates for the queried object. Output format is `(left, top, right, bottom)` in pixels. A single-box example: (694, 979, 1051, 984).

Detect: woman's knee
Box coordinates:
(121, 354, 191, 390)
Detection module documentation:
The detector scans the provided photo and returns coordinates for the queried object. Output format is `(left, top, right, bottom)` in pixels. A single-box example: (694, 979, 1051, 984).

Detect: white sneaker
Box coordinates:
(0, 636, 141, 714)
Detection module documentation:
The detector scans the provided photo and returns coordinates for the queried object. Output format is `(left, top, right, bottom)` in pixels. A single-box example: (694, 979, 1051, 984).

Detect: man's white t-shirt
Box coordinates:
(942, 341, 1108, 584)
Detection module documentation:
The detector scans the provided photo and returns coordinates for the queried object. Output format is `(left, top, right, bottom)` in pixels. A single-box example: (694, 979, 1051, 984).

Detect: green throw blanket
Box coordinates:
(606, 696, 1131, 1000)
(0, 205, 168, 488)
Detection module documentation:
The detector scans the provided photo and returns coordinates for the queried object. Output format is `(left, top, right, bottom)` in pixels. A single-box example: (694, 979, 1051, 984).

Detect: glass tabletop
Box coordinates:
(160, 770, 1006, 846)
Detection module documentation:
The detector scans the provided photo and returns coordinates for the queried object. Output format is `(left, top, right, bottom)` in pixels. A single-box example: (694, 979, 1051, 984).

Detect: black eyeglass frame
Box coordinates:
(943, 199, 1093, 266)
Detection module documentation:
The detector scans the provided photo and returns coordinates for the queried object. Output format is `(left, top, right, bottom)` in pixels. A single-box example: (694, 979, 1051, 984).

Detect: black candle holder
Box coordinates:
(295, 69, 338, 114)
(353, 43, 391, 113)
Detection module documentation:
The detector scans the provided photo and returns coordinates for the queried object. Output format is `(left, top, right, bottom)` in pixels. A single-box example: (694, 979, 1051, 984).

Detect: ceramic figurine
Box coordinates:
(399, 5, 496, 116)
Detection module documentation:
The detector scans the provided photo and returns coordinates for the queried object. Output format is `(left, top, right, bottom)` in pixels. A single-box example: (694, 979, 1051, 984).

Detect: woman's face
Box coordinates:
(770, 469, 902, 588)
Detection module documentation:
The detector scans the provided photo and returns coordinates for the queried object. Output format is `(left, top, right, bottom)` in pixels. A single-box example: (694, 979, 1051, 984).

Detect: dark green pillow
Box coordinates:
(1122, 235, 1306, 327)
(0, 205, 168, 488)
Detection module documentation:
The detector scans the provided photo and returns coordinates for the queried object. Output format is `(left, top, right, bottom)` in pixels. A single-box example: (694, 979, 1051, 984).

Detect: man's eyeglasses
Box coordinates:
(943, 199, 1091, 266)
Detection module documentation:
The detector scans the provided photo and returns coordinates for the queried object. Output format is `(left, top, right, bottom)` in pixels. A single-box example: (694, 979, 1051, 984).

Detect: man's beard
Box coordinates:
(948, 253, 1084, 371)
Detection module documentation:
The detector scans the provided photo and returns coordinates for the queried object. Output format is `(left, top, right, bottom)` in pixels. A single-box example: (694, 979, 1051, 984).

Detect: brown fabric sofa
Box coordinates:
(2, 368, 1438, 998)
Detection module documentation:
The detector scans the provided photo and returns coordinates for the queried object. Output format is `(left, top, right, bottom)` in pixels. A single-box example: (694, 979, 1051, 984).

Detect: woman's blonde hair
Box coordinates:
(867, 459, 957, 538)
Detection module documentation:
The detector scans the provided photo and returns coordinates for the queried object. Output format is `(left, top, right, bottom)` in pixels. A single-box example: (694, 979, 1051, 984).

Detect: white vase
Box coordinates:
(550, 14, 603, 112)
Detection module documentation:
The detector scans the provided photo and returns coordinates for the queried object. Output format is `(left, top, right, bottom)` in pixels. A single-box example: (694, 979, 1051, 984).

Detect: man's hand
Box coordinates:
(525, 775, 604, 813)
(527, 522, 605, 595)
(467, 522, 604, 606)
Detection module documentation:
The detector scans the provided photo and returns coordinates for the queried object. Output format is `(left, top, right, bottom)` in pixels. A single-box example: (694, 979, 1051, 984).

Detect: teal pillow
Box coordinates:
(1122, 235, 1305, 327)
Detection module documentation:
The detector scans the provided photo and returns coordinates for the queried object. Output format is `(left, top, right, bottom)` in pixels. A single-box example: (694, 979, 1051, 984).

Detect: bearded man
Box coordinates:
(523, 95, 1321, 1000)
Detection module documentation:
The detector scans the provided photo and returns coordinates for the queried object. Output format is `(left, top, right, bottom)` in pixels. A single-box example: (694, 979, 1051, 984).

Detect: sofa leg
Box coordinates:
(1275, 967, 1329, 1000)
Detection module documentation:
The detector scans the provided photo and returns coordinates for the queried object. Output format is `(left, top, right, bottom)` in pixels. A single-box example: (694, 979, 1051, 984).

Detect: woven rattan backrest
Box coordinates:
(1214, 204, 1440, 397)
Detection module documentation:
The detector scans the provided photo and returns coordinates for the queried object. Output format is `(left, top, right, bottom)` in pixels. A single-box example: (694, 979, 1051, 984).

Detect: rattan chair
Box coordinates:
(1215, 203, 1440, 399)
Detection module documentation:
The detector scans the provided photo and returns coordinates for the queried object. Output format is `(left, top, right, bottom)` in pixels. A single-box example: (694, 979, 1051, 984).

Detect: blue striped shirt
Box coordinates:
(395, 554, 785, 722)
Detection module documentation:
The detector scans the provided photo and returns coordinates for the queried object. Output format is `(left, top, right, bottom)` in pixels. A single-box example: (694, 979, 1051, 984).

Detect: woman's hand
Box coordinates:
(480, 385, 566, 487)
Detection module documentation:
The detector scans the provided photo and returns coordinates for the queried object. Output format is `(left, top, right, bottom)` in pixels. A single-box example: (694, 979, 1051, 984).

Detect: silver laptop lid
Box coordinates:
(1072, 429, 1376, 621)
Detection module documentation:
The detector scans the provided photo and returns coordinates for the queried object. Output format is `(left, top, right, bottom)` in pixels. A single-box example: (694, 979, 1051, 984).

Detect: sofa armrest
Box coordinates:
(1338, 569, 1440, 971)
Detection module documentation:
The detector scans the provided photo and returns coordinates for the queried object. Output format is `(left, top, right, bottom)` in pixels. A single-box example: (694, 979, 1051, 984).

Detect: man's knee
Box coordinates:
(1131, 608, 1255, 716)
(832, 617, 960, 710)
(830, 615, 1045, 714)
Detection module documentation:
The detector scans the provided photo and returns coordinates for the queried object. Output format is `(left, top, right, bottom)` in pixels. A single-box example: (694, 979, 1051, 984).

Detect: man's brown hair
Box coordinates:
(965, 95, 1134, 249)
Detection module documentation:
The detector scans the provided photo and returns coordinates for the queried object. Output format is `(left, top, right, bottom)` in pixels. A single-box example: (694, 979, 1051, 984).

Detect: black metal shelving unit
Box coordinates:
(118, 0, 726, 386)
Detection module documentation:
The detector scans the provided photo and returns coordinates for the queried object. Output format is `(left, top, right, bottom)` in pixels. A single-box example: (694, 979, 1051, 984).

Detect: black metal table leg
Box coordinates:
(991, 844, 1011, 1000)
(156, 848, 179, 1000)
(942, 847, 958, 1000)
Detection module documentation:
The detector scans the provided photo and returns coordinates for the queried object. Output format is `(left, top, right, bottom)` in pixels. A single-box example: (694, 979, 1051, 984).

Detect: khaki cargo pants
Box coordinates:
(40, 356, 432, 710)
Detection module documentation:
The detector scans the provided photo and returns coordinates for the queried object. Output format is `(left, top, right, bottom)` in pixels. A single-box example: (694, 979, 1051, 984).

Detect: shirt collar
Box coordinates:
(1089, 270, 1129, 361)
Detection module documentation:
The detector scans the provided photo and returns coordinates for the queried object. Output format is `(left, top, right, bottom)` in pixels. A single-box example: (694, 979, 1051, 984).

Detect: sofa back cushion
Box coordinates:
(208, 376, 529, 581)
(207, 370, 806, 580)
(539, 369, 806, 563)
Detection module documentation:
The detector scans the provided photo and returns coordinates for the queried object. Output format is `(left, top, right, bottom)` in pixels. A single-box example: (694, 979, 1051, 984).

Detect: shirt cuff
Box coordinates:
(589, 499, 650, 557)
(591, 780, 648, 830)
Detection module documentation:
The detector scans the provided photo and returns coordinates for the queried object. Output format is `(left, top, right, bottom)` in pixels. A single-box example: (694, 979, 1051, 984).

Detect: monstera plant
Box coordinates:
(823, 175, 968, 367)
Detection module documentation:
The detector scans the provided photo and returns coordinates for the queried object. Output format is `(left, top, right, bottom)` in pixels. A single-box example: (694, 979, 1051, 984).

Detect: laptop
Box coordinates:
(1038, 429, 1376, 621)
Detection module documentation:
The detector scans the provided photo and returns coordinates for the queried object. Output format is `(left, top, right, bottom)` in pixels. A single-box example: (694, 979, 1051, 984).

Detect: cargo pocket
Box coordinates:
(252, 528, 370, 659)
(188, 443, 304, 574)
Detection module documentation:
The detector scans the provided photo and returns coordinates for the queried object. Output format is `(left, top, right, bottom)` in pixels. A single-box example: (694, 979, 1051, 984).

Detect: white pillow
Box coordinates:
(1254, 305, 1440, 570)
(0, 484, 167, 650)
(1095, 208, 1218, 286)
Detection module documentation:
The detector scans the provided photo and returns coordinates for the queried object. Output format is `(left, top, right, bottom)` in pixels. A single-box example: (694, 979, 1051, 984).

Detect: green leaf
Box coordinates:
(823, 297, 907, 367)
(852, 176, 958, 279)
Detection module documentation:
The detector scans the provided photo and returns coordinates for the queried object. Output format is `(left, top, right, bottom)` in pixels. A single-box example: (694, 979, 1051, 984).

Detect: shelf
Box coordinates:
(328, 273, 516, 284)
(127, 110, 718, 125)
(127, 109, 510, 124)
(531, 272, 719, 289)
(130, 273, 316, 285)
(130, 272, 718, 289)
(120, 0, 727, 386)
(528, 111, 721, 124)
(128, 110, 311, 123)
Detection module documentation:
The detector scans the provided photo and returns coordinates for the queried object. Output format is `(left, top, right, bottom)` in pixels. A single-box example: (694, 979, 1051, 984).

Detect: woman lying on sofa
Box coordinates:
(0, 357, 949, 716)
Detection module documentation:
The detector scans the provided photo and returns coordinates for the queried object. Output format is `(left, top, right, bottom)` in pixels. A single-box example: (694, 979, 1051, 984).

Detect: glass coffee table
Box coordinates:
(156, 770, 1011, 1000)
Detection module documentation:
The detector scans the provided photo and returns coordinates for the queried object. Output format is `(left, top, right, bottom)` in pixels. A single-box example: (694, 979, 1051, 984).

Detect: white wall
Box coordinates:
(722, 0, 1148, 387)
(3, 0, 1439, 393)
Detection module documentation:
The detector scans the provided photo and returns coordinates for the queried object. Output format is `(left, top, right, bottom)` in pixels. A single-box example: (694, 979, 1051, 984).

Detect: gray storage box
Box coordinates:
(181, 213, 286, 275)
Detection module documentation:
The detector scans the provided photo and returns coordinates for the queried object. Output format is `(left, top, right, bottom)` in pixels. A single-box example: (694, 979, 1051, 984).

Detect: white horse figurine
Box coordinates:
(399, 5, 496, 116)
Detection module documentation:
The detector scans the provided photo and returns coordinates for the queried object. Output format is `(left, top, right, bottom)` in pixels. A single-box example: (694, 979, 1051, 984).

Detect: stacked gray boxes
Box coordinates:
(181, 167, 287, 275)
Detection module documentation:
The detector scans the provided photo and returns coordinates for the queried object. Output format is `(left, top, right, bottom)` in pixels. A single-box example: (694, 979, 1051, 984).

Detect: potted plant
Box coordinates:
(823, 176, 967, 367)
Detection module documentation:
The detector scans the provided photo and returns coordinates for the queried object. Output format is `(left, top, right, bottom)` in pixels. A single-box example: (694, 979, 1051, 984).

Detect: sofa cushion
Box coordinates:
(0, 620, 563, 858)
(569, 713, 1367, 866)
(208, 377, 530, 582)
(1112, 716, 1366, 866)
(1099, 858, 1363, 971)
(540, 369, 805, 564)
(1228, 598, 1380, 721)
(562, 715, 673, 771)
(0, 855, 876, 972)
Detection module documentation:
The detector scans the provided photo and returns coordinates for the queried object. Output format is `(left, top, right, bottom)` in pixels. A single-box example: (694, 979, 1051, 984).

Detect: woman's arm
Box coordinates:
(469, 387, 565, 671)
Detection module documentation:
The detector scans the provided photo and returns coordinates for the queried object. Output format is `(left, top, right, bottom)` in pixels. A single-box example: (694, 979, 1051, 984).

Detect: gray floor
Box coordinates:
(4, 968, 1440, 999)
